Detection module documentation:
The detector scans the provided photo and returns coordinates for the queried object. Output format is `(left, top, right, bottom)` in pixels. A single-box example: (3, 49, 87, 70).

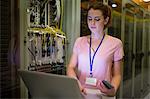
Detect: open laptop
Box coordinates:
(18, 69, 83, 99)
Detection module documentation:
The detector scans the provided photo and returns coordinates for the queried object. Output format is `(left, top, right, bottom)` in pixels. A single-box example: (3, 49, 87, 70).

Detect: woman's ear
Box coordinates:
(104, 17, 109, 25)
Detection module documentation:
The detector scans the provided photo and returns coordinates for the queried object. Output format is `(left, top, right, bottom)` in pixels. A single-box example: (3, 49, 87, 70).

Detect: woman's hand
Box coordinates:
(96, 80, 116, 96)
(80, 86, 87, 95)
(77, 80, 87, 95)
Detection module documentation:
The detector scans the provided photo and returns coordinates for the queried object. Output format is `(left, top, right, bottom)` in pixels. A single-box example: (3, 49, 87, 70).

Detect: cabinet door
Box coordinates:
(123, 8, 135, 98)
(134, 9, 143, 98)
(142, 14, 150, 95)
(108, 11, 121, 39)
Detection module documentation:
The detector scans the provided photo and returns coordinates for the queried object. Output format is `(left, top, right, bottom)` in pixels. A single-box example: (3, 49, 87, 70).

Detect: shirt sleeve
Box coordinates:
(114, 40, 124, 61)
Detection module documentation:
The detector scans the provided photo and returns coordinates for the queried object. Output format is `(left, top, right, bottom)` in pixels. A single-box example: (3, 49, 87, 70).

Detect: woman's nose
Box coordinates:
(91, 20, 95, 25)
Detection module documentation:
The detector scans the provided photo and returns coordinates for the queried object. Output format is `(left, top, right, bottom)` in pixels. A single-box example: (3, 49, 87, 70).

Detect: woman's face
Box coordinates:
(87, 8, 106, 34)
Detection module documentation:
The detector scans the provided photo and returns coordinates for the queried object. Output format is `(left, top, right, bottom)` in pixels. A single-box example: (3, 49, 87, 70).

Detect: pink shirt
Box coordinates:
(73, 34, 124, 88)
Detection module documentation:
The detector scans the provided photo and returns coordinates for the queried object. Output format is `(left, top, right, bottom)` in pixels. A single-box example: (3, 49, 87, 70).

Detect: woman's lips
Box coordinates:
(91, 26, 96, 29)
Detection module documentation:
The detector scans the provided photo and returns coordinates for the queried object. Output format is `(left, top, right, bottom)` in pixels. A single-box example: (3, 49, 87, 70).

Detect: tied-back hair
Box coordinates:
(87, 1, 112, 29)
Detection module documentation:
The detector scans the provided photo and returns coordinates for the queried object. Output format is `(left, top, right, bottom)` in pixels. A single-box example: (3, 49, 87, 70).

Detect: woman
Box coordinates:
(67, 1, 124, 98)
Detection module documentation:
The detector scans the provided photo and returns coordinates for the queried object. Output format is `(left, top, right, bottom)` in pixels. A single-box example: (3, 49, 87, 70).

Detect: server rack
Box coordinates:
(19, 0, 66, 98)
(20, 0, 66, 74)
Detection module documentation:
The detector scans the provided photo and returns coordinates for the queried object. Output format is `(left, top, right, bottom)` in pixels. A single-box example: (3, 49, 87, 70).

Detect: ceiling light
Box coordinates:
(112, 3, 117, 8)
(143, 0, 150, 2)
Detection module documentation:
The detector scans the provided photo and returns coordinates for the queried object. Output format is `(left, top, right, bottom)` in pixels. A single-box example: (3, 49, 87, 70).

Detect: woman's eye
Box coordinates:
(95, 18, 100, 21)
(88, 18, 92, 21)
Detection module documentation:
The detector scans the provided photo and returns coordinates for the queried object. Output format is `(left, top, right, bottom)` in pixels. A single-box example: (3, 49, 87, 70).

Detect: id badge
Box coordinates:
(85, 77, 97, 86)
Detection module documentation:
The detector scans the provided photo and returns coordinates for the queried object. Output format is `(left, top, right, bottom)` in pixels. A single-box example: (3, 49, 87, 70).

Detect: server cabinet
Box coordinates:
(134, 9, 143, 98)
(142, 13, 150, 96)
(123, 8, 135, 98)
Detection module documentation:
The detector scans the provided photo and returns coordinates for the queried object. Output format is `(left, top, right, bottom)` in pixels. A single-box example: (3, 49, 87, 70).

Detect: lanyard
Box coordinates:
(89, 34, 105, 77)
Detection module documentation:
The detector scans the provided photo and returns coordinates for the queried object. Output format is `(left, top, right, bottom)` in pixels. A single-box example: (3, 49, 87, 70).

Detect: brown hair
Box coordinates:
(87, 2, 112, 29)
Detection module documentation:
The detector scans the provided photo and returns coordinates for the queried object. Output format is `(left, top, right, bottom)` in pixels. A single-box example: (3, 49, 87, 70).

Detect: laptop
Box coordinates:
(18, 69, 83, 99)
